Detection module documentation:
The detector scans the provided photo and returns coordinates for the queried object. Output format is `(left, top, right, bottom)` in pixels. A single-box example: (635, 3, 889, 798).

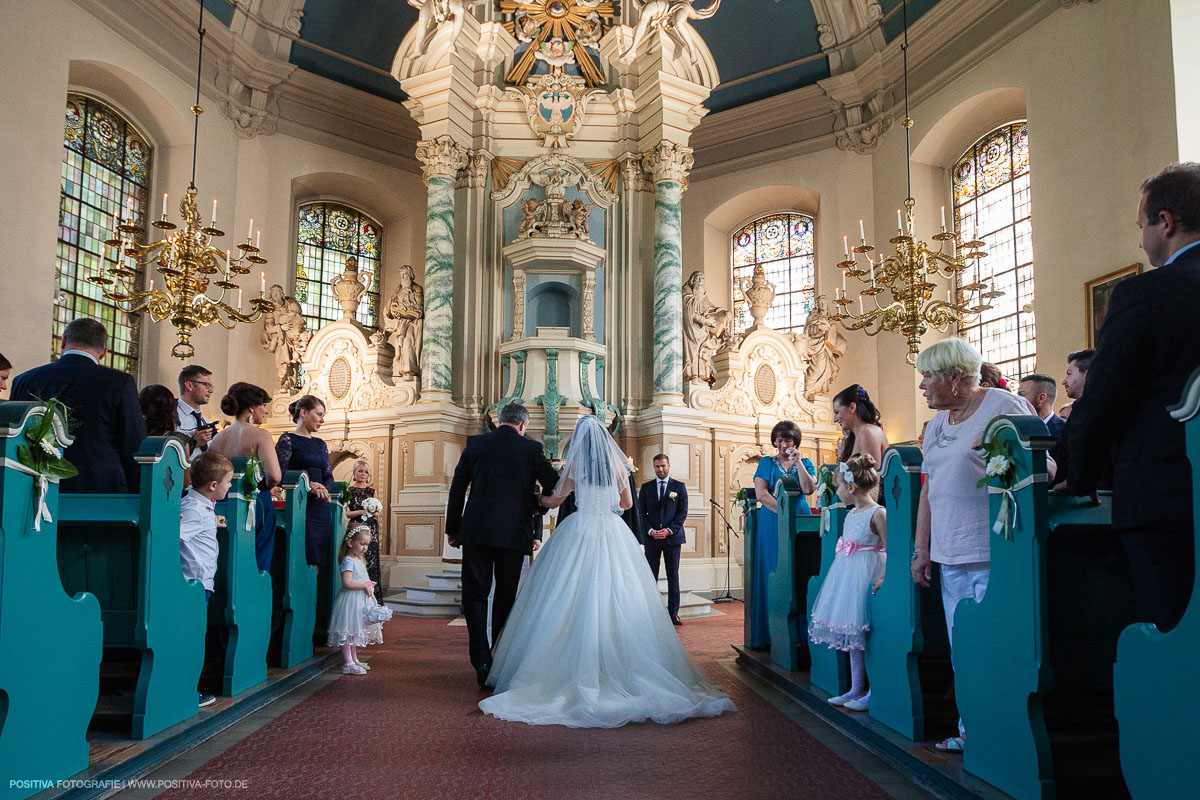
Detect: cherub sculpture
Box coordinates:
(570, 198, 592, 238)
(518, 198, 541, 236)
(620, 0, 722, 63)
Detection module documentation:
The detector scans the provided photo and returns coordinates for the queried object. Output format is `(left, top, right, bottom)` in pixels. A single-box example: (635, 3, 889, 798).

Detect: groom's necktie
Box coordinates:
(658, 480, 666, 501)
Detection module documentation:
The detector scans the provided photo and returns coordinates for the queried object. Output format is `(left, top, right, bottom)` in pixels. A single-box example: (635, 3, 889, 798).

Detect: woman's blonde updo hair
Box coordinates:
(914, 337, 984, 383)
(838, 454, 880, 491)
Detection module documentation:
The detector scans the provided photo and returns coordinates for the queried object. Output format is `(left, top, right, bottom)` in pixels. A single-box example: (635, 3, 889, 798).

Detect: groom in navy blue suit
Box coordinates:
(639, 454, 687, 625)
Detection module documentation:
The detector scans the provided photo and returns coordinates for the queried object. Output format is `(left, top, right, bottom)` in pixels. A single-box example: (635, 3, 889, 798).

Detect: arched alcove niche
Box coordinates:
(912, 87, 1028, 169)
(701, 184, 822, 317)
(526, 281, 582, 337)
(290, 171, 422, 300)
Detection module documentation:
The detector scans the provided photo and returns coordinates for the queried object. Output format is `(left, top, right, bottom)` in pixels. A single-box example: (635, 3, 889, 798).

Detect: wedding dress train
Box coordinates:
(479, 481, 735, 728)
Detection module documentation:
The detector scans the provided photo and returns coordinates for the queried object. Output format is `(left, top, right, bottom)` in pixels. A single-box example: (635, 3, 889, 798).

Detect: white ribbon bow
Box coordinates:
(2, 457, 58, 532)
(820, 507, 831, 536)
(246, 494, 256, 532)
(987, 473, 1041, 539)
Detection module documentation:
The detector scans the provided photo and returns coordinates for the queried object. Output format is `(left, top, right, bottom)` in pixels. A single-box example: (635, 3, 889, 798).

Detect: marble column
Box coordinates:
(415, 135, 470, 402)
(642, 143, 694, 405)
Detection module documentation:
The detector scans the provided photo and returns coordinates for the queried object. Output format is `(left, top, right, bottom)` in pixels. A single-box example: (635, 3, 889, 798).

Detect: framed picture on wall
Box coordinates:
(1084, 263, 1142, 347)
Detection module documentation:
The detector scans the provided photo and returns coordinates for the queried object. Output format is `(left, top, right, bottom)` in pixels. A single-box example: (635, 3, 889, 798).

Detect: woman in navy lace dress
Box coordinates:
(275, 395, 334, 569)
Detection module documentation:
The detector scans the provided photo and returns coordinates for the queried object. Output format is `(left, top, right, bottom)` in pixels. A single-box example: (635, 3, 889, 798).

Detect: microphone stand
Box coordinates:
(709, 498, 740, 604)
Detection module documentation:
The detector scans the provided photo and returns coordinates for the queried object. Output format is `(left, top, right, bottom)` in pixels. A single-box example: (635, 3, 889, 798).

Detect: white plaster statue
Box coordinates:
(407, 0, 479, 58)
(261, 284, 313, 394)
(383, 265, 425, 380)
(620, 0, 722, 63)
(682, 270, 730, 385)
(802, 294, 847, 400)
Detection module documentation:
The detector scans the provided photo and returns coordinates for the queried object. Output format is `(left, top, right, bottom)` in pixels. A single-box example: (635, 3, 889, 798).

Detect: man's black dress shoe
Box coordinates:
(671, 615, 683, 626)
(476, 663, 491, 688)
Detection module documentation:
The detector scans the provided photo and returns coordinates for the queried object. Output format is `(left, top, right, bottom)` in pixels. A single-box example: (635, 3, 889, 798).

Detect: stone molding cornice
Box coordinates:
(67, 0, 423, 173)
(690, 0, 1052, 175)
(416, 135, 471, 184)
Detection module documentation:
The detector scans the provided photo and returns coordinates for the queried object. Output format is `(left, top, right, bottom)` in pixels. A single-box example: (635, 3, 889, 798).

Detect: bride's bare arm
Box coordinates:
(540, 477, 574, 508)
(618, 484, 633, 510)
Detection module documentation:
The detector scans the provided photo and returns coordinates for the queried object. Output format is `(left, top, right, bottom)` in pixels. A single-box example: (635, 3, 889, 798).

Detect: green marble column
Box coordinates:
(644, 143, 693, 404)
(652, 179, 683, 398)
(415, 136, 469, 401)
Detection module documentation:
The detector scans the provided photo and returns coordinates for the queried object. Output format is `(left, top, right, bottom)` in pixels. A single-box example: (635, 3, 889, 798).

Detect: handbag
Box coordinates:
(364, 604, 393, 625)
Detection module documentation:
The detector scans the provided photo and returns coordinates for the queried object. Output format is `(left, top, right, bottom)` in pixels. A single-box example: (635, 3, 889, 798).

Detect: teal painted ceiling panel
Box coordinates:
(194, 0, 234, 27)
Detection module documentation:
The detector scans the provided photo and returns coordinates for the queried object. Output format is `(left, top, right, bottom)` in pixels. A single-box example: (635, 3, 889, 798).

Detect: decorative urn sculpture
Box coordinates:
(330, 256, 367, 320)
(739, 264, 776, 329)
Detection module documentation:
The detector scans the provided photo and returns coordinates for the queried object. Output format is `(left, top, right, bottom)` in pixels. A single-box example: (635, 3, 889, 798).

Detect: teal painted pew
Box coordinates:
(57, 437, 207, 740)
(211, 457, 272, 696)
(1114, 372, 1200, 799)
(807, 486, 849, 696)
(741, 495, 757, 648)
(955, 415, 1134, 800)
(271, 470, 316, 667)
(0, 403, 102, 800)
(866, 445, 952, 740)
(768, 476, 822, 671)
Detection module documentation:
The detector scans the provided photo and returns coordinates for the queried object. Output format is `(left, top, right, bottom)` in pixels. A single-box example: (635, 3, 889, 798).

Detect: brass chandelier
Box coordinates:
(91, 0, 271, 359)
(831, 0, 999, 365)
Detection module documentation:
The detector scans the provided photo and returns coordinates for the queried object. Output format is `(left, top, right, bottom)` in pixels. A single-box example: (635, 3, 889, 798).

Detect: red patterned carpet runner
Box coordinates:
(159, 603, 892, 799)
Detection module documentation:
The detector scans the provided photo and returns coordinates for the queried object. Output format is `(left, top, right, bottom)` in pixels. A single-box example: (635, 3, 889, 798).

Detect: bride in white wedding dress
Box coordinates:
(479, 415, 735, 728)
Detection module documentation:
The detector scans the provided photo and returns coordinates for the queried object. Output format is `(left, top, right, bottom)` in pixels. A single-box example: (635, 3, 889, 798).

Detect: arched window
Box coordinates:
(731, 213, 815, 336)
(296, 202, 382, 329)
(56, 93, 151, 373)
(953, 121, 1035, 381)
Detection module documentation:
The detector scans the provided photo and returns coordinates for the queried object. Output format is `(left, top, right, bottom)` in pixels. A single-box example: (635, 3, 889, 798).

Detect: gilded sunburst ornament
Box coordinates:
(499, 0, 615, 86)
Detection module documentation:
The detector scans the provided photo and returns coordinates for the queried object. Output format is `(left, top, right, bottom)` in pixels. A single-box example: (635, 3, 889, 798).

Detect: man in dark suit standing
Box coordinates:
(639, 453, 688, 625)
(1017, 373, 1065, 438)
(11, 318, 146, 493)
(1070, 162, 1200, 632)
(446, 403, 559, 686)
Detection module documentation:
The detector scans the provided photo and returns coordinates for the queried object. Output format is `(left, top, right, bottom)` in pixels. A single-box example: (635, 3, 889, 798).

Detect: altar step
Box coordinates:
(386, 569, 715, 619)
(385, 570, 462, 618)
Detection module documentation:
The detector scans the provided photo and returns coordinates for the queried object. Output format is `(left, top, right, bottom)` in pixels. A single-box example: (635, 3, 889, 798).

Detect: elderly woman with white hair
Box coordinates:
(910, 338, 1038, 753)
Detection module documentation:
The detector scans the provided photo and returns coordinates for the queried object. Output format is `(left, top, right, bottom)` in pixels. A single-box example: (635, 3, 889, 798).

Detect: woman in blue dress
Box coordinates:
(275, 395, 335, 570)
(750, 420, 816, 649)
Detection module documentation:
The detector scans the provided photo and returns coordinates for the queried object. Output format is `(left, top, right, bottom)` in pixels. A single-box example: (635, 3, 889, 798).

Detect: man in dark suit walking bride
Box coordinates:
(446, 403, 560, 687)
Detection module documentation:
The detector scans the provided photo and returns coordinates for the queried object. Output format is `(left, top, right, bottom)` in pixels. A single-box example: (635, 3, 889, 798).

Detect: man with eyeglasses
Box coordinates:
(177, 365, 217, 460)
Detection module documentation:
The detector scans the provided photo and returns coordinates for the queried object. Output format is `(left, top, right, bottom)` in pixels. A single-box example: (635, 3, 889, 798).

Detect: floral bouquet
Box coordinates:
(241, 448, 266, 530)
(361, 496, 383, 520)
(815, 465, 836, 508)
(976, 435, 1022, 539)
(734, 486, 755, 516)
(16, 398, 78, 532)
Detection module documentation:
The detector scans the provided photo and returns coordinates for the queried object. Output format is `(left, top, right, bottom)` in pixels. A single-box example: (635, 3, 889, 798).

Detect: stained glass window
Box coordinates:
(296, 202, 382, 329)
(730, 213, 816, 336)
(953, 121, 1035, 381)
(56, 93, 151, 373)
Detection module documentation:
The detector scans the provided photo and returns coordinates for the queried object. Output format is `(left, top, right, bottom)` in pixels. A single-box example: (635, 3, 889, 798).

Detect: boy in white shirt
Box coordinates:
(180, 451, 233, 708)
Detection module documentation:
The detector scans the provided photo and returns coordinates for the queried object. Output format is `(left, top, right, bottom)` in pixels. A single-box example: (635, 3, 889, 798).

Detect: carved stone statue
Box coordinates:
(261, 284, 313, 394)
(739, 263, 776, 330)
(518, 198, 540, 236)
(329, 256, 368, 321)
(407, 0, 479, 58)
(383, 265, 425, 381)
(802, 294, 847, 400)
(682, 270, 730, 385)
(621, 0, 722, 63)
(570, 197, 592, 238)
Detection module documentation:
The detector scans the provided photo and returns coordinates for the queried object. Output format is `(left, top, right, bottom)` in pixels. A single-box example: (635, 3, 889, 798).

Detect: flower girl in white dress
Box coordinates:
(808, 455, 887, 711)
(328, 525, 390, 675)
(479, 416, 735, 728)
